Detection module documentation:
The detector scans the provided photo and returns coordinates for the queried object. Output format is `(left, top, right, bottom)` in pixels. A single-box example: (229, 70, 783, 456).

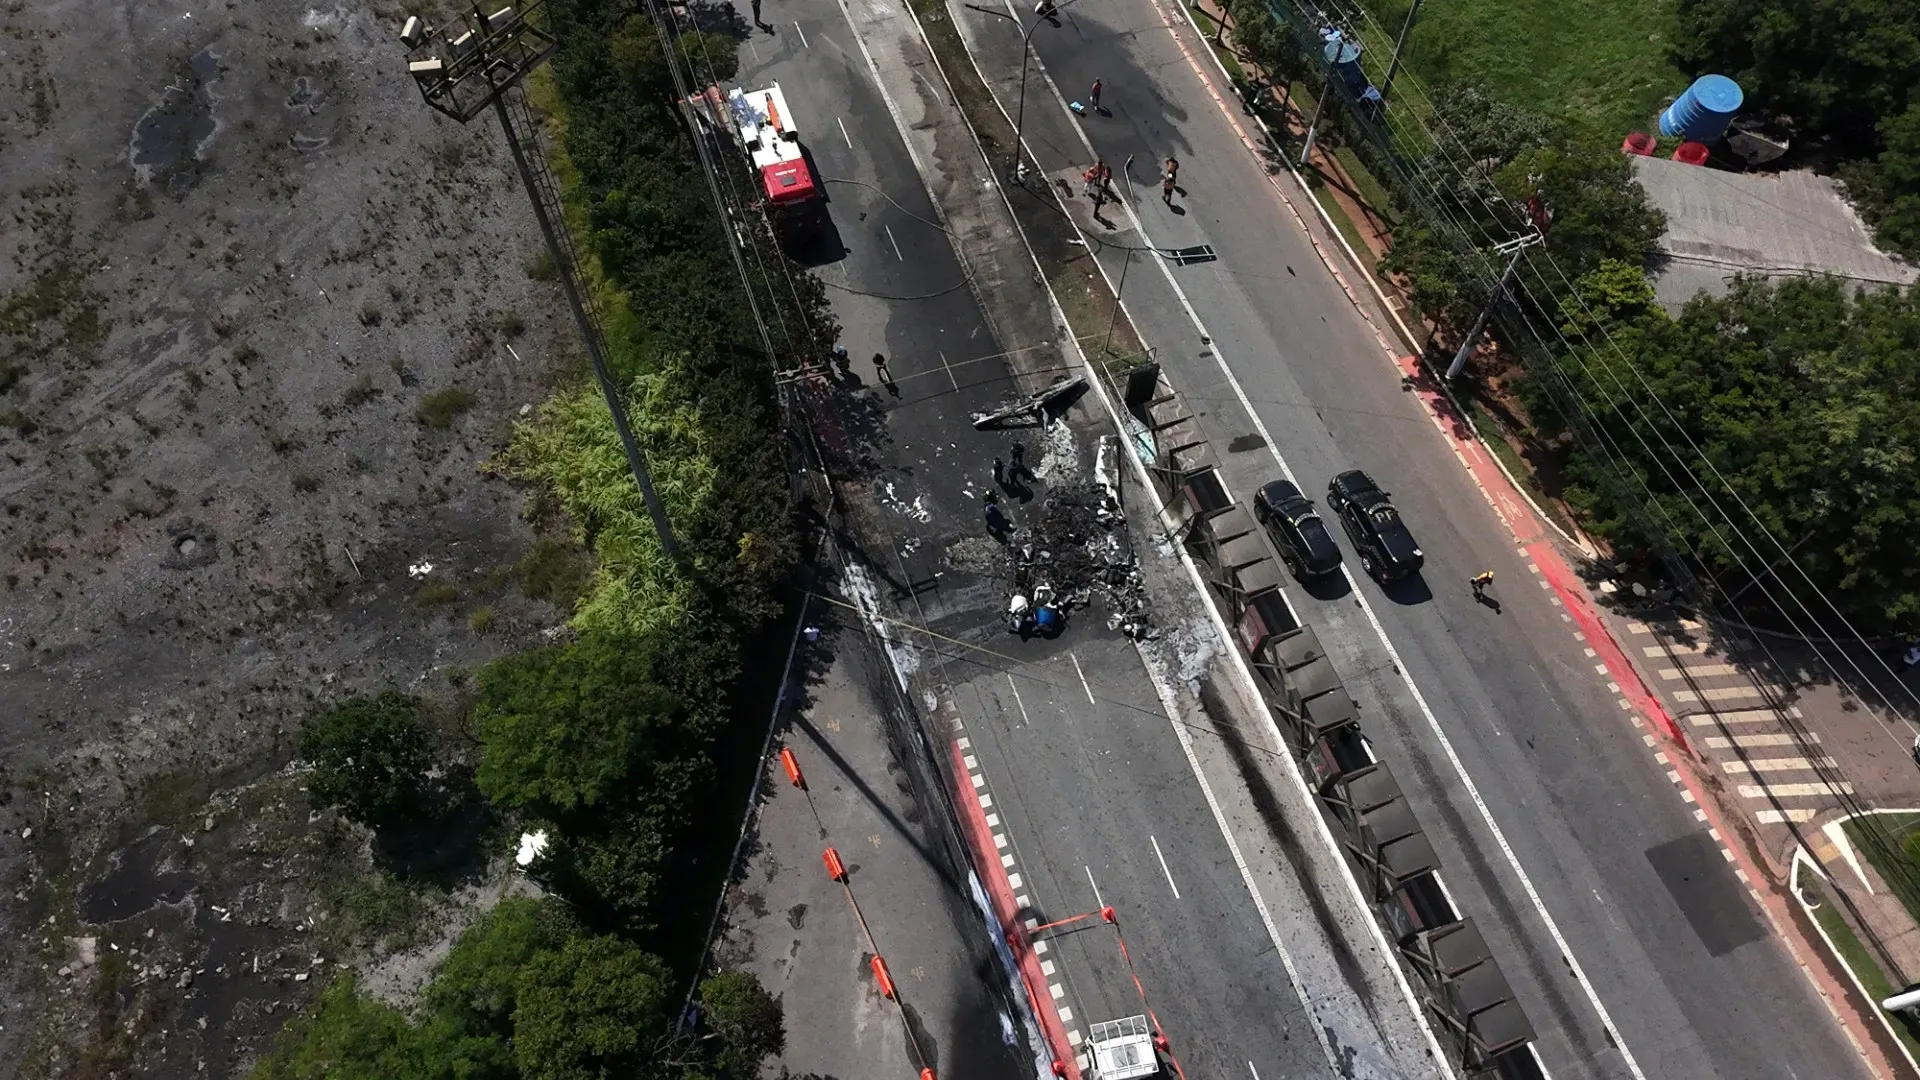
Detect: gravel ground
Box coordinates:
(0, 1, 582, 1075)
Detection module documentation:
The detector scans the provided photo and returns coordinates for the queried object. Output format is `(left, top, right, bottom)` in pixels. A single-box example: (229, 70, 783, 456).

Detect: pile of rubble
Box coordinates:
(1010, 437, 1152, 638)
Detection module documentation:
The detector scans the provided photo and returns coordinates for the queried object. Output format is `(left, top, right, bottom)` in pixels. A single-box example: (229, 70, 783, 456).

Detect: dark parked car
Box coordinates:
(1326, 470, 1424, 582)
(1253, 479, 1343, 579)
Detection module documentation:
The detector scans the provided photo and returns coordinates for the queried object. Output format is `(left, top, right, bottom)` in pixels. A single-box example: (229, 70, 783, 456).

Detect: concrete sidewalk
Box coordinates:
(1606, 602, 1920, 998)
(714, 609, 1030, 1080)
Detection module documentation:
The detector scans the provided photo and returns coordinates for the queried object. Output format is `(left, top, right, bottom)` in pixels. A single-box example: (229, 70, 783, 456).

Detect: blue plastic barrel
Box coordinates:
(1660, 75, 1743, 142)
(1321, 28, 1367, 98)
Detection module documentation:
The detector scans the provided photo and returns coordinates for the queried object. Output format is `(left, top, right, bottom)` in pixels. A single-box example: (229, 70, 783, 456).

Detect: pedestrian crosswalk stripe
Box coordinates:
(1659, 663, 1741, 679)
(1645, 641, 1713, 656)
(1737, 782, 1852, 798)
(1627, 622, 1651, 634)
(1688, 707, 1803, 725)
(1672, 685, 1767, 703)
(1706, 732, 1817, 749)
(1757, 809, 1818, 824)
(1721, 756, 1838, 775)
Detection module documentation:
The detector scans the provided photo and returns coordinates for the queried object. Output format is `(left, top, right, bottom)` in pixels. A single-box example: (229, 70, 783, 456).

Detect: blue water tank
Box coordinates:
(1321, 28, 1367, 98)
(1660, 75, 1743, 142)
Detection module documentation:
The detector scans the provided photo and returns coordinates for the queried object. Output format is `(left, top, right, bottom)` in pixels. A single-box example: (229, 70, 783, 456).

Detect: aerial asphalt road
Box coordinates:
(733, 3, 1441, 1077)
(939, 0, 1874, 1076)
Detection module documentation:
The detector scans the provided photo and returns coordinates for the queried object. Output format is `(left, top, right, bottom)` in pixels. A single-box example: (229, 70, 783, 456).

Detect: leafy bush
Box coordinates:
(300, 693, 430, 829)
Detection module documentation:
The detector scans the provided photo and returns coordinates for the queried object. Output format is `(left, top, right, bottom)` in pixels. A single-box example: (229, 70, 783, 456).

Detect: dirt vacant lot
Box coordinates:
(0, 1, 584, 1075)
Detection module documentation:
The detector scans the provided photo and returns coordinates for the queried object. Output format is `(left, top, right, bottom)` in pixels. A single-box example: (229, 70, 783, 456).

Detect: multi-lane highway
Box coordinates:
(726, 0, 1878, 1076)
(727, 1, 1448, 1076)
(947, 0, 1875, 1076)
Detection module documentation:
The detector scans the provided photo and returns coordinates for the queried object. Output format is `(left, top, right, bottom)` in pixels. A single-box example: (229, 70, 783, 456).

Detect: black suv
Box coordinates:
(1326, 470, 1424, 582)
(1253, 479, 1343, 579)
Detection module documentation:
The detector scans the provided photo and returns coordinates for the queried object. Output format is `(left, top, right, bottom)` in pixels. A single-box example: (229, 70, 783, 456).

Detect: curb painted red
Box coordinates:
(951, 739, 1083, 1080)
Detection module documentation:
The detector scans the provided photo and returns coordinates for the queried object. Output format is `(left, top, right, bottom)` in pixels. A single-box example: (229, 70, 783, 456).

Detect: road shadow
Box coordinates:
(1377, 573, 1433, 607)
(1296, 571, 1352, 603)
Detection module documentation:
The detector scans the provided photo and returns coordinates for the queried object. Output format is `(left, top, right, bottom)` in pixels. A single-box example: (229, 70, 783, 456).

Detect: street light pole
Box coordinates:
(965, 0, 1085, 183)
(398, 3, 682, 560)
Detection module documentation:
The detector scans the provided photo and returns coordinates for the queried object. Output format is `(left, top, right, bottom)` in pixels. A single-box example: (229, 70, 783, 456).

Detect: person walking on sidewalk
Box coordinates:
(1083, 163, 1101, 198)
(1089, 78, 1103, 109)
(1470, 570, 1495, 600)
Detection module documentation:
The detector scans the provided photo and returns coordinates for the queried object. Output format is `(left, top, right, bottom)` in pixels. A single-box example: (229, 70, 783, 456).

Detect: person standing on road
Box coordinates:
(1089, 78, 1103, 109)
(1162, 156, 1179, 204)
(1009, 441, 1030, 483)
(985, 493, 1011, 542)
(1471, 570, 1495, 600)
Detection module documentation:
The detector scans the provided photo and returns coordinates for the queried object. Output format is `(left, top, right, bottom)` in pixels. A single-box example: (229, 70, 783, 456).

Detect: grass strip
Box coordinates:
(1801, 876, 1920, 1065)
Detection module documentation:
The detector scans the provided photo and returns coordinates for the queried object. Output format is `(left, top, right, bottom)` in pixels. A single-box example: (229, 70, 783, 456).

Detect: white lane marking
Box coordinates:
(1070, 650, 1096, 704)
(838, 115, 853, 148)
(1084, 865, 1106, 910)
(886, 223, 904, 261)
(938, 349, 960, 390)
(1075, 79, 1648, 1080)
(1248, 1065, 1261, 1080)
(1009, 872, 1025, 888)
(1149, 834, 1181, 900)
(1006, 674, 1032, 727)
(795, 21, 809, 48)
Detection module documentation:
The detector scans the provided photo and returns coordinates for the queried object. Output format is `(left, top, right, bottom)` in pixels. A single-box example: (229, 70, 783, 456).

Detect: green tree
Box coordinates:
(248, 976, 510, 1080)
(512, 934, 674, 1080)
(426, 897, 577, 1038)
(1556, 258, 1662, 340)
(699, 970, 785, 1078)
(1845, 104, 1920, 259)
(473, 631, 695, 816)
(1547, 277, 1920, 628)
(1501, 137, 1666, 288)
(675, 30, 739, 83)
(300, 693, 430, 829)
(1380, 84, 1663, 333)
(1669, 0, 1920, 154)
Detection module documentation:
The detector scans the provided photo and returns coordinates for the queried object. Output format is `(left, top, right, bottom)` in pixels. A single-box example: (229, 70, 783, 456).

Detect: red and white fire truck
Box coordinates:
(687, 81, 826, 240)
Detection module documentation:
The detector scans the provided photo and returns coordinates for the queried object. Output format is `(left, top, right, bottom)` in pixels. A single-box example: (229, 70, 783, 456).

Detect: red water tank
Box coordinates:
(1621, 132, 1657, 157)
(1672, 141, 1711, 166)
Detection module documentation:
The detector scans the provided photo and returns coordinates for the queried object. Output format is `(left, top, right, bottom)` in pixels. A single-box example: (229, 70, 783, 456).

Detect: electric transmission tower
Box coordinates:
(398, 2, 682, 560)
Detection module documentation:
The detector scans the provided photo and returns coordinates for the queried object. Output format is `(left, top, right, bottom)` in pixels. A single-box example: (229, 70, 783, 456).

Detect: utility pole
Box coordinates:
(398, 2, 682, 560)
(1380, 0, 1421, 105)
(1446, 233, 1541, 380)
